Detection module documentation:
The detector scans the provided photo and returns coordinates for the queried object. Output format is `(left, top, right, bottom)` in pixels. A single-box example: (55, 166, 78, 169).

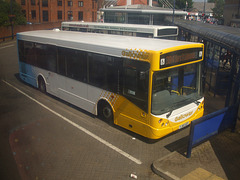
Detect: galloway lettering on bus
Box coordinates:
(175, 111, 193, 122)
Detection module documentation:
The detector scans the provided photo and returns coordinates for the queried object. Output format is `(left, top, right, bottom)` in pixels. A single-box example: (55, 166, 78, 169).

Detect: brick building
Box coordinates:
(224, 0, 240, 27)
(16, 0, 104, 23)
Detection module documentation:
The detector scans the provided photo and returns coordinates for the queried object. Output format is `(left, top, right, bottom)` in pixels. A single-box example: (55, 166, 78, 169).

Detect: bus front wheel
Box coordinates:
(98, 101, 113, 125)
(38, 77, 46, 93)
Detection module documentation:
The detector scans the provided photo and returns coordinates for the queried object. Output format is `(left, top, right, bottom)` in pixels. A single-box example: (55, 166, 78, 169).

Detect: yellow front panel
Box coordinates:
(147, 100, 204, 139)
(104, 43, 204, 139)
(114, 96, 150, 138)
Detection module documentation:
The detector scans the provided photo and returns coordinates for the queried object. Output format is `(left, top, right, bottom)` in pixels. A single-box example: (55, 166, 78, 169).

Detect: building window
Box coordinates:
(43, 10, 48, 21)
(31, 0, 36, 5)
(57, 0, 62, 6)
(78, 11, 83, 21)
(78, 1, 83, 7)
(92, 12, 95, 22)
(58, 11, 62, 20)
(31, 10, 36, 19)
(21, 0, 25, 5)
(68, 11, 73, 20)
(42, 0, 48, 7)
(68, 1, 73, 6)
(92, 0, 94, 9)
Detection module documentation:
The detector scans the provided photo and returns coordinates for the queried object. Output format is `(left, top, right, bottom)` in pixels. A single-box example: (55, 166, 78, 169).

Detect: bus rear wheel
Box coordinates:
(98, 101, 113, 125)
(38, 77, 46, 93)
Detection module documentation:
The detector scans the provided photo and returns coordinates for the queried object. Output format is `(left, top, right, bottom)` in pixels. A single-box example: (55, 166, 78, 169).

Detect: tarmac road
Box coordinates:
(2, 39, 239, 180)
(0, 40, 189, 179)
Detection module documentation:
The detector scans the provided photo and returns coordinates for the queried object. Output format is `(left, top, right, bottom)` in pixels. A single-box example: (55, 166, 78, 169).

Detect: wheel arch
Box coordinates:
(37, 74, 47, 89)
(97, 98, 115, 117)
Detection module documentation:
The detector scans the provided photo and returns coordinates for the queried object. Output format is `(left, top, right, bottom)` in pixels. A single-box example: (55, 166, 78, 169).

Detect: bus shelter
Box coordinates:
(170, 19, 240, 157)
(173, 19, 240, 108)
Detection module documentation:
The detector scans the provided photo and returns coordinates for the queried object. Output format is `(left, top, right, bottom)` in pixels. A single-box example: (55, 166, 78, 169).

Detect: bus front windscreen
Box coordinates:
(151, 63, 202, 115)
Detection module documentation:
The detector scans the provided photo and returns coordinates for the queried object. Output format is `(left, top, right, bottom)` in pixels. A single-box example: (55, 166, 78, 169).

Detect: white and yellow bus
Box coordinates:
(61, 21, 178, 39)
(17, 30, 204, 139)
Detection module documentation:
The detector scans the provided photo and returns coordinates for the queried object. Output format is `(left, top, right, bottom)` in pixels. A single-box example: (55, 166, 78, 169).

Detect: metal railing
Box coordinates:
(0, 35, 15, 42)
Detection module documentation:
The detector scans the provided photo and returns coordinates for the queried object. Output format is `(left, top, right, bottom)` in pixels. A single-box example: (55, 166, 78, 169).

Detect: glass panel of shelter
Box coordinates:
(205, 43, 229, 96)
(180, 34, 233, 97)
(177, 28, 240, 110)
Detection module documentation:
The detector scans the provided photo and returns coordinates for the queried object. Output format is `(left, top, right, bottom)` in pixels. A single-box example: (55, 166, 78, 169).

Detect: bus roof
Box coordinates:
(17, 30, 202, 57)
(61, 21, 178, 30)
(61, 22, 178, 37)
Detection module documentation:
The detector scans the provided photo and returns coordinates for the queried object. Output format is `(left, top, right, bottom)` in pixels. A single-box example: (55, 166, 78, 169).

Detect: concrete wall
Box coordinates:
(223, 0, 240, 26)
(0, 22, 61, 41)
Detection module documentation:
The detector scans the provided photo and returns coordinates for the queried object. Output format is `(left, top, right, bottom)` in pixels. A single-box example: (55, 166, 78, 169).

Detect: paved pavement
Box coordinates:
(152, 129, 240, 180)
(152, 91, 240, 180)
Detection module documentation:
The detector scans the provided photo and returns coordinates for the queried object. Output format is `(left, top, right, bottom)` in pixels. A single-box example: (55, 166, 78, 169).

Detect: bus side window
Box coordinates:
(88, 53, 123, 93)
(88, 53, 106, 88)
(57, 47, 67, 76)
(106, 57, 123, 93)
(35, 43, 57, 72)
(45, 45, 57, 72)
(124, 68, 137, 95)
(65, 49, 87, 82)
(24, 41, 36, 66)
(18, 40, 25, 62)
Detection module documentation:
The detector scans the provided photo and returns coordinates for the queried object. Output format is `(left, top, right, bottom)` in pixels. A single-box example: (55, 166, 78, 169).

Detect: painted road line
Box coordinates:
(0, 44, 14, 50)
(2, 80, 142, 165)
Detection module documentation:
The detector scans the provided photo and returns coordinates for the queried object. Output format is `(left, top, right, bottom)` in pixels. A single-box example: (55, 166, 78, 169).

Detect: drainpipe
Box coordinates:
(172, 0, 175, 24)
(127, 0, 131, 6)
(149, 0, 152, 7)
(39, 0, 41, 23)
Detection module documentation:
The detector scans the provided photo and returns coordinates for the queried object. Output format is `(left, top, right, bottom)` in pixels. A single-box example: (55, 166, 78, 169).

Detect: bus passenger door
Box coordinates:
(116, 59, 150, 136)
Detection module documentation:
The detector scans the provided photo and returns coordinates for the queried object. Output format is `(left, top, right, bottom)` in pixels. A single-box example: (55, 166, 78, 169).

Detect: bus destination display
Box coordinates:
(160, 48, 203, 68)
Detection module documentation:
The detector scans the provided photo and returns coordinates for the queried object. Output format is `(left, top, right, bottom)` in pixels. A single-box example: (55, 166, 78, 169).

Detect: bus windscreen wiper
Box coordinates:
(194, 100, 201, 106)
(166, 109, 173, 118)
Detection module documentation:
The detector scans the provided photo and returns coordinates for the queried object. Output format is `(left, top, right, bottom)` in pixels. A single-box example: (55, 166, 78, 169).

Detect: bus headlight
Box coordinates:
(159, 119, 169, 127)
(159, 119, 163, 124)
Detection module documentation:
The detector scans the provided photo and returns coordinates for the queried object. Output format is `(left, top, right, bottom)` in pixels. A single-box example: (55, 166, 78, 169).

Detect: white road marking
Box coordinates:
(2, 80, 142, 165)
(0, 44, 14, 50)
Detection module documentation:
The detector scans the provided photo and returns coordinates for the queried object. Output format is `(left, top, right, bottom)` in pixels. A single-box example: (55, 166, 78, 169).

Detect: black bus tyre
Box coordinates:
(98, 101, 113, 125)
(38, 77, 46, 93)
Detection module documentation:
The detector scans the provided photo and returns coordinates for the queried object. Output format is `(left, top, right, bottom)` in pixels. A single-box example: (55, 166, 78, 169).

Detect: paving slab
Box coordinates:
(152, 127, 240, 180)
(181, 168, 224, 180)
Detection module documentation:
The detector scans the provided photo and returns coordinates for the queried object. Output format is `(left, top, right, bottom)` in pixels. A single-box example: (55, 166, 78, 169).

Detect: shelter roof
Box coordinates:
(100, 5, 187, 15)
(174, 19, 240, 55)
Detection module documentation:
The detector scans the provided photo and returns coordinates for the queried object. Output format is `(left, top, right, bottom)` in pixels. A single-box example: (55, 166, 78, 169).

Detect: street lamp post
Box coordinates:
(39, 0, 41, 23)
(204, 0, 206, 15)
(10, 0, 14, 39)
(172, 0, 176, 24)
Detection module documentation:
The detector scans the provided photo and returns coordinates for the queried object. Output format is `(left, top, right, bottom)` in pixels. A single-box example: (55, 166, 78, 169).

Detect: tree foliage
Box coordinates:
(212, 0, 225, 19)
(208, 0, 215, 3)
(0, 0, 26, 26)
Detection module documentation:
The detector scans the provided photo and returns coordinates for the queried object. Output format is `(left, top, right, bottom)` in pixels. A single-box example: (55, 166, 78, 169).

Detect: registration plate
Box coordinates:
(179, 122, 190, 129)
